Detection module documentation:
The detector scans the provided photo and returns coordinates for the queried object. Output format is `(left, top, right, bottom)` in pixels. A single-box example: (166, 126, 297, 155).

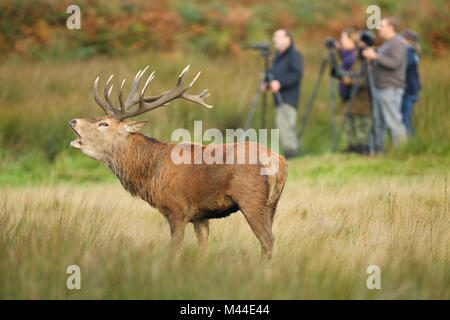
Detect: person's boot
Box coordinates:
(344, 145, 356, 153)
(353, 144, 364, 154)
(353, 144, 370, 155)
(284, 150, 298, 159)
(361, 144, 370, 155)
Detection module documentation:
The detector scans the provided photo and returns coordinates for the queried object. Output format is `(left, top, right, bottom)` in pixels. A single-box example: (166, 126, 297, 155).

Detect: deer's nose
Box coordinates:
(69, 119, 76, 128)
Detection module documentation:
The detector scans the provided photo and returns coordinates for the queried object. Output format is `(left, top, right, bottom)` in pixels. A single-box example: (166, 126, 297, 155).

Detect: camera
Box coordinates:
(358, 30, 376, 59)
(360, 30, 376, 47)
(250, 41, 270, 51)
(325, 38, 337, 49)
(249, 41, 271, 58)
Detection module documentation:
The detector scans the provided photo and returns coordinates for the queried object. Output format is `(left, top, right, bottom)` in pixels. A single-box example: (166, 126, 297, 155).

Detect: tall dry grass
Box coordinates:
(0, 173, 448, 299)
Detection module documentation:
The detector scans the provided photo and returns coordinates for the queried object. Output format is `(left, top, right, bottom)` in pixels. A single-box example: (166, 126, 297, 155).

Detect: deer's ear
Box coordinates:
(124, 121, 148, 133)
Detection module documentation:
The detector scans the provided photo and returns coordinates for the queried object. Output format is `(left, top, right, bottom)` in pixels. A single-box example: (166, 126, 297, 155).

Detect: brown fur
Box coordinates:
(70, 115, 287, 259)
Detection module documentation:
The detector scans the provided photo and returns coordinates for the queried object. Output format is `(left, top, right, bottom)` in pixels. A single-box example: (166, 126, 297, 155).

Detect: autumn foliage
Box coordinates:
(0, 0, 448, 58)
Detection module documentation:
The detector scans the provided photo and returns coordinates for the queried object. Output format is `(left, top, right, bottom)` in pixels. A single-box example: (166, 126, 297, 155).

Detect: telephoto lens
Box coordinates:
(325, 38, 337, 49)
(250, 41, 270, 51)
(360, 30, 376, 47)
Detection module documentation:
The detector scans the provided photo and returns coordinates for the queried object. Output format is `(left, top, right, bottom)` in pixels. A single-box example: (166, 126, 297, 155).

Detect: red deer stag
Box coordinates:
(69, 65, 287, 259)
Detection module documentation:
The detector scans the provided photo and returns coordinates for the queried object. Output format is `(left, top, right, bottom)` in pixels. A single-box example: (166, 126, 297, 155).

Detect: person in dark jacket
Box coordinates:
(401, 29, 421, 137)
(262, 29, 303, 159)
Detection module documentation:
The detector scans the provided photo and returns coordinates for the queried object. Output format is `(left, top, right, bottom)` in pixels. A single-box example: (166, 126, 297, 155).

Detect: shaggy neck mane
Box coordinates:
(105, 133, 166, 204)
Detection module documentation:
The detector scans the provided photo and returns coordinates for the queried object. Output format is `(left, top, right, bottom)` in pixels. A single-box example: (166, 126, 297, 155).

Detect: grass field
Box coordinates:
(0, 41, 449, 299)
(0, 154, 448, 299)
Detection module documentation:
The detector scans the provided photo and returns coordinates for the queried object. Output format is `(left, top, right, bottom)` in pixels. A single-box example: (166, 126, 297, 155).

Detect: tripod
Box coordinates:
(244, 53, 284, 131)
(296, 47, 338, 154)
(297, 48, 376, 154)
(334, 58, 377, 154)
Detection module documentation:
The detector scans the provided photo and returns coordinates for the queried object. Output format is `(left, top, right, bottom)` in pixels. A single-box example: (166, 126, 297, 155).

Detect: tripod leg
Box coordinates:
(261, 72, 284, 130)
(244, 77, 264, 131)
(330, 73, 337, 152)
(366, 63, 378, 155)
(261, 90, 267, 128)
(297, 57, 328, 154)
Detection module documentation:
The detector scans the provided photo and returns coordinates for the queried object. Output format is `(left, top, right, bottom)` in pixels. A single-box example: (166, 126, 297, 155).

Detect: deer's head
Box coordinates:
(70, 65, 212, 161)
(69, 116, 148, 160)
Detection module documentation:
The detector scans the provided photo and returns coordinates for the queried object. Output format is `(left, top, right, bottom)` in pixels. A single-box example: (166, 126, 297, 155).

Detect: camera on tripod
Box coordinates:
(326, 30, 377, 80)
(325, 38, 337, 49)
(250, 41, 271, 58)
(358, 30, 376, 59)
(323, 38, 342, 80)
(325, 30, 376, 51)
(243, 41, 276, 130)
(360, 30, 376, 47)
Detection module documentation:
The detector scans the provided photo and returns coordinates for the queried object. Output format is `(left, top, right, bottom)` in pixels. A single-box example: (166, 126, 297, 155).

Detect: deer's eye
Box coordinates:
(99, 122, 109, 127)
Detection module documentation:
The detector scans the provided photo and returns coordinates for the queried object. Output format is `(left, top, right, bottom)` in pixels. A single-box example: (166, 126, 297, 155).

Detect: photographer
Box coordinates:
(400, 29, 421, 137)
(334, 28, 371, 154)
(362, 17, 407, 152)
(262, 29, 303, 159)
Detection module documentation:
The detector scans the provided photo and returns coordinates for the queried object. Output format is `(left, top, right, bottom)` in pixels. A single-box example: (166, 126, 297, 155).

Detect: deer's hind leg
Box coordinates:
(238, 202, 275, 260)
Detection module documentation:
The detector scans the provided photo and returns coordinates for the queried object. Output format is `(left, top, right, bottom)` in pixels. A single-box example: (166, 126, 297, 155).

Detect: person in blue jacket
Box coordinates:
(400, 29, 421, 137)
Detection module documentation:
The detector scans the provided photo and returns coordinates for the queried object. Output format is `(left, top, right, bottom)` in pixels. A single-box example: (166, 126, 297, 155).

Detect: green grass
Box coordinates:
(1, 143, 449, 187)
(0, 150, 114, 186)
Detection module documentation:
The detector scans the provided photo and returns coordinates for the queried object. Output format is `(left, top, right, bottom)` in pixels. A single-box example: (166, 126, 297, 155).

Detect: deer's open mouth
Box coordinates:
(70, 126, 82, 148)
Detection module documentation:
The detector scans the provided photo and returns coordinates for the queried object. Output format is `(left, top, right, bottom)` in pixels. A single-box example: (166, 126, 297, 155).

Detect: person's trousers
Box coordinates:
(275, 103, 298, 156)
(346, 114, 371, 147)
(371, 87, 407, 153)
(401, 94, 418, 137)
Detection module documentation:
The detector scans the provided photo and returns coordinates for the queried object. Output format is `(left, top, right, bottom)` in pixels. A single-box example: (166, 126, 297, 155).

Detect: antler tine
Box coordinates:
(134, 69, 142, 81)
(137, 71, 157, 112)
(175, 65, 190, 89)
(103, 74, 117, 110)
(124, 66, 149, 110)
(182, 89, 214, 109)
(118, 79, 126, 112)
(139, 65, 149, 80)
(140, 71, 156, 97)
(186, 71, 201, 89)
(94, 76, 115, 115)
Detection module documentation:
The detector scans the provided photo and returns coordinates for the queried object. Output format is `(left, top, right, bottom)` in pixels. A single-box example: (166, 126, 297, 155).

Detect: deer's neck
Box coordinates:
(105, 133, 167, 204)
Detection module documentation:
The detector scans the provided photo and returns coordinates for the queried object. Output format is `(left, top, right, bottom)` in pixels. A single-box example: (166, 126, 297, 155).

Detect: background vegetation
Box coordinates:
(1, 0, 449, 59)
(0, 0, 448, 299)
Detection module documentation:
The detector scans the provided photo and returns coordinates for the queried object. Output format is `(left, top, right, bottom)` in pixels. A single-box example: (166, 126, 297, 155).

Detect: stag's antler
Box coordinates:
(93, 65, 213, 120)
